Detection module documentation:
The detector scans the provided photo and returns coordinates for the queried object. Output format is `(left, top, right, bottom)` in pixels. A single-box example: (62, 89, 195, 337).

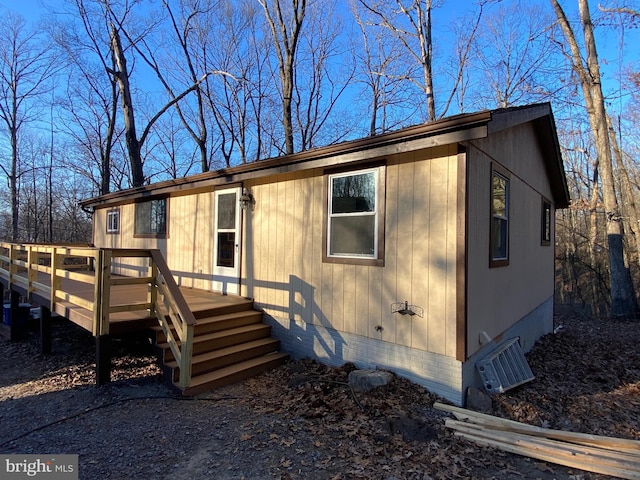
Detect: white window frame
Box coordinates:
(106, 209, 120, 234)
(326, 167, 380, 262)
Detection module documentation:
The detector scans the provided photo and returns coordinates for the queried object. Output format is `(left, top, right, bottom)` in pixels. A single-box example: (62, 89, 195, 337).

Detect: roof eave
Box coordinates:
(80, 110, 492, 209)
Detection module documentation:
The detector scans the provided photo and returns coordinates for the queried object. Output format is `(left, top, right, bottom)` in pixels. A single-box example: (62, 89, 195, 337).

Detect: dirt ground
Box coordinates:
(0, 310, 638, 479)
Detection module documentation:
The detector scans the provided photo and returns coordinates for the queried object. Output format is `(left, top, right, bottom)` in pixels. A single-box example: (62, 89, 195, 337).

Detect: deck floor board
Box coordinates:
(2, 270, 248, 335)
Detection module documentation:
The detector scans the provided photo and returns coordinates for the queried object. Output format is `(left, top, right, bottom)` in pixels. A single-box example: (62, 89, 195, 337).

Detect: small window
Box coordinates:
(541, 197, 551, 246)
(324, 166, 385, 266)
(134, 198, 167, 237)
(106, 209, 120, 234)
(490, 165, 509, 267)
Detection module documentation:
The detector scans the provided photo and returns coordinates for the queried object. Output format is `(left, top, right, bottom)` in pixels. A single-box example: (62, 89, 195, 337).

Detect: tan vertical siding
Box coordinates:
(410, 152, 430, 352)
(309, 175, 323, 325)
(466, 123, 556, 357)
(395, 160, 415, 347)
(381, 160, 399, 343)
(245, 146, 460, 358)
(165, 193, 213, 290)
(93, 145, 461, 359)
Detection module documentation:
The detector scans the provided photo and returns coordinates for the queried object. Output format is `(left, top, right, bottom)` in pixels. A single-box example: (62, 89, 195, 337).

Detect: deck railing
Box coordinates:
(0, 242, 195, 388)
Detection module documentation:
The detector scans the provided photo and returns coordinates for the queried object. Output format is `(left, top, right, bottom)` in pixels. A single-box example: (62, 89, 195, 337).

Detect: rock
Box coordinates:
(466, 386, 492, 413)
(348, 369, 393, 392)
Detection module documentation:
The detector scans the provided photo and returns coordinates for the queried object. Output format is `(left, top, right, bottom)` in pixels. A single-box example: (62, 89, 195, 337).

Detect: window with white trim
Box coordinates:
(106, 209, 120, 234)
(326, 167, 381, 262)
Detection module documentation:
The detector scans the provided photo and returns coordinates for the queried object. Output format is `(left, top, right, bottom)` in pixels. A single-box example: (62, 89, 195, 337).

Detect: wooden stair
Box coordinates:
(152, 298, 288, 396)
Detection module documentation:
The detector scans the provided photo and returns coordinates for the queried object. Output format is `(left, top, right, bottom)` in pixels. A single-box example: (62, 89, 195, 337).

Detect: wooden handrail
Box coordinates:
(150, 250, 195, 387)
(0, 242, 195, 389)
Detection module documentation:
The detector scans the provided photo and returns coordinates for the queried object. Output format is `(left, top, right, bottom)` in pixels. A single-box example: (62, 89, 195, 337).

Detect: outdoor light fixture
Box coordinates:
(391, 300, 424, 318)
(239, 188, 255, 211)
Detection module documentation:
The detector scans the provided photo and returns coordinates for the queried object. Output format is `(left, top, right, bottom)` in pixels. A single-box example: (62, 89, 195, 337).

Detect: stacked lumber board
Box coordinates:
(434, 402, 640, 480)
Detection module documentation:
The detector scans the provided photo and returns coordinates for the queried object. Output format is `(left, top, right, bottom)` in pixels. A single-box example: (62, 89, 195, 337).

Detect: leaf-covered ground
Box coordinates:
(0, 310, 638, 479)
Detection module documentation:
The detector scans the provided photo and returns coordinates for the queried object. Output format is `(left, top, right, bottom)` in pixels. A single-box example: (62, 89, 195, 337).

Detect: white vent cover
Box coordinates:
(476, 337, 534, 394)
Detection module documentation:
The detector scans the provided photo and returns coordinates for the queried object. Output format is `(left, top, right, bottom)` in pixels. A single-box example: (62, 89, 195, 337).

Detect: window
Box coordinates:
(134, 198, 167, 237)
(541, 197, 551, 246)
(324, 166, 385, 266)
(106, 208, 120, 234)
(490, 165, 509, 267)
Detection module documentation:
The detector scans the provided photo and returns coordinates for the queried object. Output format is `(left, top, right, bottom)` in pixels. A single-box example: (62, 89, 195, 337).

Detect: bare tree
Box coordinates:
(259, 0, 306, 155)
(294, 0, 353, 150)
(472, 0, 561, 109)
(0, 12, 59, 241)
(50, 0, 121, 195)
(197, 0, 272, 166)
(352, 5, 412, 135)
(356, 0, 490, 122)
(357, 0, 436, 121)
(108, 19, 146, 187)
(551, 0, 637, 317)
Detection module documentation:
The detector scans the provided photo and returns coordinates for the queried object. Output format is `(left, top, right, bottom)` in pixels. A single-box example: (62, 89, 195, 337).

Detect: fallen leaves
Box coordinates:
(3, 310, 639, 479)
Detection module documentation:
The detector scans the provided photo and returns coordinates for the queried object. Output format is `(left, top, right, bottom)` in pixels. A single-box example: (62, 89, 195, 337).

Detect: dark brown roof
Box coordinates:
(80, 102, 569, 209)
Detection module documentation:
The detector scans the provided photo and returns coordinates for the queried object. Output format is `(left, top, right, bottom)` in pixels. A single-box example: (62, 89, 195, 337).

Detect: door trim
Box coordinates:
(213, 187, 242, 294)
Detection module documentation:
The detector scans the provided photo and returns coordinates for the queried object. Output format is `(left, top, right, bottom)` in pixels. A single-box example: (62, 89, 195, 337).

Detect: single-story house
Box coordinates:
(80, 102, 569, 406)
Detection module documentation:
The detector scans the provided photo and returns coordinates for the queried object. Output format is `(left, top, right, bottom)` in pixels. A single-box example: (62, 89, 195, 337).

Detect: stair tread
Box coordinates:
(184, 352, 289, 388)
(165, 337, 280, 368)
(190, 300, 256, 319)
(195, 310, 262, 324)
(156, 323, 271, 349)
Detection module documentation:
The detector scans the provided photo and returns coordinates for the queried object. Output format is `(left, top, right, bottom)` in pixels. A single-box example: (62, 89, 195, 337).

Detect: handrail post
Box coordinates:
(94, 248, 112, 387)
(93, 249, 111, 337)
(179, 323, 194, 388)
(9, 244, 16, 287)
(92, 249, 102, 337)
(50, 247, 60, 311)
(27, 245, 38, 298)
(147, 253, 158, 317)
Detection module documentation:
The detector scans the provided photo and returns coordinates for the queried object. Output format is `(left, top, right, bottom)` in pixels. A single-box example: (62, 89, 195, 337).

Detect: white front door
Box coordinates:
(213, 187, 242, 295)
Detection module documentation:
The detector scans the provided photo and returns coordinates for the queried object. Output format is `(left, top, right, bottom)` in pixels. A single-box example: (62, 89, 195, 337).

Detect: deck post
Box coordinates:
(95, 334, 111, 386)
(147, 254, 158, 317)
(9, 244, 17, 286)
(40, 306, 52, 355)
(50, 247, 60, 311)
(27, 246, 37, 296)
(9, 289, 20, 341)
(93, 249, 111, 337)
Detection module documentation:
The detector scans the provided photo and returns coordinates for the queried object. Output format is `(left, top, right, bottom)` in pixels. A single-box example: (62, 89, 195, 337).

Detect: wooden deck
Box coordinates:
(13, 270, 249, 335)
(0, 243, 287, 393)
(1, 267, 248, 335)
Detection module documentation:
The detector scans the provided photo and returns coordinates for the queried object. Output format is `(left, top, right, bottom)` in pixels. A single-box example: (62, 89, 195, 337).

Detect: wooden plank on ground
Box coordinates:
(435, 402, 640, 453)
(453, 430, 640, 480)
(436, 403, 640, 480)
(446, 420, 640, 468)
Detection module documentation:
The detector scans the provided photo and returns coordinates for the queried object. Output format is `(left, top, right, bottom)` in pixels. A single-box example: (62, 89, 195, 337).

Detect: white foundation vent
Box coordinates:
(476, 337, 534, 394)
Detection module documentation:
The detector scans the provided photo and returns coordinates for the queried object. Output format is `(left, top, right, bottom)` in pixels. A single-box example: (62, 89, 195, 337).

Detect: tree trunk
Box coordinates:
(10, 114, 18, 242)
(551, 0, 637, 317)
(607, 114, 640, 267)
(415, 0, 435, 122)
(110, 24, 145, 187)
(260, 0, 306, 155)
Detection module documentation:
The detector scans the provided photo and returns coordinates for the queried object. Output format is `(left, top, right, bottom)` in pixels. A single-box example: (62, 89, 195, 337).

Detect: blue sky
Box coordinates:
(1, 0, 637, 127)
